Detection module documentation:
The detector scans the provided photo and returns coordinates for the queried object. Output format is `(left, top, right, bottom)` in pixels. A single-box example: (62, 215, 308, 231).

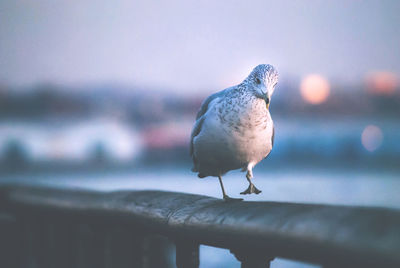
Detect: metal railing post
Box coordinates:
(51, 221, 76, 268)
(176, 241, 199, 268)
(105, 227, 146, 268)
(231, 248, 275, 268)
(0, 212, 18, 268)
(143, 235, 175, 268)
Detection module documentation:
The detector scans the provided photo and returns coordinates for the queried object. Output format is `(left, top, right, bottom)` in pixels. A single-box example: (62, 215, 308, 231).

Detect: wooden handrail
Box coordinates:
(1, 185, 400, 267)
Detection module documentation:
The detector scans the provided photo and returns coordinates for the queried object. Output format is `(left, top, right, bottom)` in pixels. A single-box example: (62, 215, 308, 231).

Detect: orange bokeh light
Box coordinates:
(366, 71, 398, 95)
(300, 74, 330, 105)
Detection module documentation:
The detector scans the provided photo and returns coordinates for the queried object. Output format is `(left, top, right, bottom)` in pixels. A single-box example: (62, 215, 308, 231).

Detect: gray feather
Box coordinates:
(190, 89, 228, 170)
(272, 126, 275, 147)
(195, 89, 228, 120)
(263, 126, 275, 160)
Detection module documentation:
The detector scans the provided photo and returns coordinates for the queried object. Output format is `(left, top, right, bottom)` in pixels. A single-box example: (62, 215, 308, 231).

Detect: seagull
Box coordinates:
(190, 64, 278, 201)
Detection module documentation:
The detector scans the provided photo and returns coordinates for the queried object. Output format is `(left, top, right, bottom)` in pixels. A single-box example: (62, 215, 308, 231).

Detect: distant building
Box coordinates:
(0, 119, 143, 163)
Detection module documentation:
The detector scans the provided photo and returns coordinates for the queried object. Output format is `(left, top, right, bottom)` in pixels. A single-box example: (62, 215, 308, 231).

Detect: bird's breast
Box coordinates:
(216, 96, 273, 163)
(221, 96, 269, 131)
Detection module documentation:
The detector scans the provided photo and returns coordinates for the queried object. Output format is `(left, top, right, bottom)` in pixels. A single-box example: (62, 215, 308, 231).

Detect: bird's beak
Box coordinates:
(263, 94, 270, 109)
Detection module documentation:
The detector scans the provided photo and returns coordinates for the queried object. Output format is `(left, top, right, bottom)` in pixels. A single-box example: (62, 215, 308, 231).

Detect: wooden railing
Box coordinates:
(0, 185, 399, 268)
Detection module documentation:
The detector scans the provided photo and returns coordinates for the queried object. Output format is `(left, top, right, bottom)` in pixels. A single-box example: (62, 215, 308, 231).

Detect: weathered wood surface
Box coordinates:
(1, 186, 400, 267)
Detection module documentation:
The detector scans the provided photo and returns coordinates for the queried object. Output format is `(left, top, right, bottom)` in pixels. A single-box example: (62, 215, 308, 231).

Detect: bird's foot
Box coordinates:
(240, 183, 262, 195)
(223, 195, 244, 202)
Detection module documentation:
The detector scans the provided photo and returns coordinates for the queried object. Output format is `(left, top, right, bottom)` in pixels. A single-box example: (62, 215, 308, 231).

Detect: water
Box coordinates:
(1, 167, 399, 268)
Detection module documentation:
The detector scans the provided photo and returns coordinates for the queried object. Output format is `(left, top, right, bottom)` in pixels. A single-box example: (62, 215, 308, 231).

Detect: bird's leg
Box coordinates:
(218, 175, 228, 198)
(240, 168, 262, 195)
(218, 176, 243, 201)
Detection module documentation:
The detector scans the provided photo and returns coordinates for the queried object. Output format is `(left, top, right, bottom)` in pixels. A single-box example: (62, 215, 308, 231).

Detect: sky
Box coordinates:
(1, 0, 399, 92)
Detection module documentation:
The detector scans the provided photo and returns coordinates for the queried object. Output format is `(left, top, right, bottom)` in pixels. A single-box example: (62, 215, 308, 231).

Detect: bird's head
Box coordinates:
(245, 64, 278, 109)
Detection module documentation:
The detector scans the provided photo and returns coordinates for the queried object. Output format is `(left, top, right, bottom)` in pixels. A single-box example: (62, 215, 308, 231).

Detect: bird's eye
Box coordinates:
(256, 78, 261, 84)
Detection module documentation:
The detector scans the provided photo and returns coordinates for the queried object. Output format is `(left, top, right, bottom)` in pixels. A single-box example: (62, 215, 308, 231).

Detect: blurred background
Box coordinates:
(1, 1, 400, 267)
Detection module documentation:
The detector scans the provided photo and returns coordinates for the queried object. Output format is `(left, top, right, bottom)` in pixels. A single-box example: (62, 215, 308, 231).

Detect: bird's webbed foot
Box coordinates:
(223, 195, 244, 202)
(240, 183, 262, 195)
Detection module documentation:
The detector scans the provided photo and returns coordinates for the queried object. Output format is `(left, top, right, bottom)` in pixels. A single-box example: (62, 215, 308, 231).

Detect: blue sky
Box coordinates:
(1, 0, 399, 92)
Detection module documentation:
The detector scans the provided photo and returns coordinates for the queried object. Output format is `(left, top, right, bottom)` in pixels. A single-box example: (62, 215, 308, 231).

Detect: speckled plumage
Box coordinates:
(190, 64, 279, 199)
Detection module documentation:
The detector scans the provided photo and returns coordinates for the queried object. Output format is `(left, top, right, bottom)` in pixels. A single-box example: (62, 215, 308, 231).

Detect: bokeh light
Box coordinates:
(366, 71, 398, 95)
(300, 74, 330, 105)
(361, 125, 383, 152)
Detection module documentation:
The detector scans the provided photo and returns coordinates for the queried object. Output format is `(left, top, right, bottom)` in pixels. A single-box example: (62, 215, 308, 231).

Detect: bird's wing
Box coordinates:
(190, 88, 229, 169)
(264, 124, 275, 160)
(189, 116, 204, 167)
(195, 88, 229, 120)
(271, 125, 275, 147)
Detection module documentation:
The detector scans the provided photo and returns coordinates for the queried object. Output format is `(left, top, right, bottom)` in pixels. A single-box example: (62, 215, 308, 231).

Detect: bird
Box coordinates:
(190, 64, 278, 201)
